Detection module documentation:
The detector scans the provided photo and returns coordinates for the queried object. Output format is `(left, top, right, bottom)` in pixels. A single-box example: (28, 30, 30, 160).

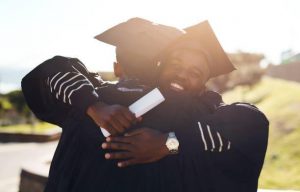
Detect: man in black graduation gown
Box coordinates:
(22, 18, 268, 192)
(98, 19, 269, 191)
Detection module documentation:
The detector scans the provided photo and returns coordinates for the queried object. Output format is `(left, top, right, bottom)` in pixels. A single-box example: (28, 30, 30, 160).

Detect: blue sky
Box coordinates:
(0, 0, 300, 92)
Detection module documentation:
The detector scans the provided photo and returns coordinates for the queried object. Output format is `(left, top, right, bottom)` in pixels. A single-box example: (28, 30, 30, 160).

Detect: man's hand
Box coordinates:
(101, 127, 170, 167)
(87, 102, 138, 136)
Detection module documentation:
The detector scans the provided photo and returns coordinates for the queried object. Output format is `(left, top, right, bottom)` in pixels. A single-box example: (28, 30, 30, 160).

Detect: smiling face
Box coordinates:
(158, 48, 210, 96)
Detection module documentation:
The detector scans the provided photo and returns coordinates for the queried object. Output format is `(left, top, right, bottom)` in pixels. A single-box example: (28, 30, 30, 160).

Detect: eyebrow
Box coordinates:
(193, 67, 205, 80)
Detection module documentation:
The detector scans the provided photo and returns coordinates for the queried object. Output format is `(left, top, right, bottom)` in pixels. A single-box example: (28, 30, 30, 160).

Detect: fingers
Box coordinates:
(100, 123, 117, 136)
(106, 136, 132, 143)
(124, 129, 140, 137)
(117, 159, 137, 168)
(111, 113, 137, 133)
(106, 106, 138, 133)
(124, 127, 148, 136)
(93, 104, 142, 135)
(121, 107, 137, 122)
(115, 113, 131, 129)
(109, 118, 126, 133)
(102, 142, 132, 151)
(104, 151, 133, 160)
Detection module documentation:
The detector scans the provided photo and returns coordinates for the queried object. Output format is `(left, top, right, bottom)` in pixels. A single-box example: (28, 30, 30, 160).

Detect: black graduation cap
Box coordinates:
(95, 17, 183, 65)
(168, 20, 235, 78)
(94, 17, 184, 83)
(95, 18, 234, 80)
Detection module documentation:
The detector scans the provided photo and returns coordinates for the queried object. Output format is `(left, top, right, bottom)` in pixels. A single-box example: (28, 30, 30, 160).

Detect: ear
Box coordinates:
(113, 62, 124, 78)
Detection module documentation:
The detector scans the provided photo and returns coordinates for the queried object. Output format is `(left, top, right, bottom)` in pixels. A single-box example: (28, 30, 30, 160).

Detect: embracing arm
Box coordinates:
(29, 56, 101, 110)
(21, 56, 101, 125)
(204, 103, 269, 165)
(176, 102, 269, 178)
(103, 102, 268, 172)
(21, 56, 136, 133)
(46, 66, 100, 112)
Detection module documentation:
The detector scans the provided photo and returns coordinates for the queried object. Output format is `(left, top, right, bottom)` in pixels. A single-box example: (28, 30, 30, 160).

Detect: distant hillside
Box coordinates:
(223, 77, 300, 190)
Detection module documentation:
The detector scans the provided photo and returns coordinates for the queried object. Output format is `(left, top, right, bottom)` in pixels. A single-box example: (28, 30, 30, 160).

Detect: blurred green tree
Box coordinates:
(6, 90, 32, 123)
(207, 51, 265, 93)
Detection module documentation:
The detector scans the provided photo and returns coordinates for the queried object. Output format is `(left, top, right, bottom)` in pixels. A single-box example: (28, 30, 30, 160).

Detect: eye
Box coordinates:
(165, 60, 181, 71)
(189, 70, 205, 82)
(191, 70, 200, 77)
(172, 63, 181, 69)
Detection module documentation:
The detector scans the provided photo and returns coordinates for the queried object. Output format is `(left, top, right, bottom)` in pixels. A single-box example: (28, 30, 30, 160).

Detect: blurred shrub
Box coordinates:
(0, 90, 34, 126)
(207, 52, 266, 92)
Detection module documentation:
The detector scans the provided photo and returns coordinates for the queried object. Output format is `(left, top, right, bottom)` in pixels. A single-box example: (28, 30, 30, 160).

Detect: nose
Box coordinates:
(176, 69, 189, 82)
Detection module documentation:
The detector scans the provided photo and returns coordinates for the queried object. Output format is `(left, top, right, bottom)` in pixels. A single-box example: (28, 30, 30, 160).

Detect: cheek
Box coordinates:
(190, 78, 206, 92)
(158, 70, 170, 86)
(159, 68, 175, 81)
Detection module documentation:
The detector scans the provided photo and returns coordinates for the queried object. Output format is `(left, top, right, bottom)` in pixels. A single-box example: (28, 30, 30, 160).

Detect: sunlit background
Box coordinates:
(1, 0, 300, 192)
(0, 0, 300, 92)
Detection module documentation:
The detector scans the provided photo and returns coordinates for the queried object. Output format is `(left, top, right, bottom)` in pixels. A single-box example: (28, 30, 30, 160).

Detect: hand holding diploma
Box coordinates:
(101, 88, 165, 137)
(87, 88, 165, 137)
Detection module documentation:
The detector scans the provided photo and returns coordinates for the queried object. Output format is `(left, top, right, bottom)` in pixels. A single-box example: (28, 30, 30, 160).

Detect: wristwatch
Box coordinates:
(165, 132, 179, 154)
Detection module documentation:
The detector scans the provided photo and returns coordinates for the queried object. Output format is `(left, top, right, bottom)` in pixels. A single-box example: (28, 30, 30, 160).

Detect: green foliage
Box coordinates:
(1, 90, 33, 124)
(6, 90, 29, 114)
(0, 122, 57, 134)
(223, 77, 300, 190)
(0, 97, 12, 110)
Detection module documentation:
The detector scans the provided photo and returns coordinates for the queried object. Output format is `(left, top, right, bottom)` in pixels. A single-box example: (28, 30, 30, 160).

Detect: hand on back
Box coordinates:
(87, 102, 139, 135)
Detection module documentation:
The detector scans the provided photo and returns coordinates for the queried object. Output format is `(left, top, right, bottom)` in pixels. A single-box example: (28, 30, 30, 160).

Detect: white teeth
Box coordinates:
(171, 83, 184, 91)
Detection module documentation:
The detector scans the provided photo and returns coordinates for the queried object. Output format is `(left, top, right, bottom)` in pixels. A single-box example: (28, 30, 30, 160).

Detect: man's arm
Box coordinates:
(45, 62, 100, 112)
(22, 55, 99, 125)
(102, 128, 169, 167)
(22, 55, 137, 134)
(202, 103, 269, 164)
(103, 102, 268, 171)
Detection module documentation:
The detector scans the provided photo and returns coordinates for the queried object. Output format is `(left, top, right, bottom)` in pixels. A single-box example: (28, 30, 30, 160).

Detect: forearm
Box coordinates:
(45, 56, 103, 112)
(172, 121, 231, 158)
(188, 102, 268, 171)
(47, 71, 99, 112)
(22, 56, 104, 125)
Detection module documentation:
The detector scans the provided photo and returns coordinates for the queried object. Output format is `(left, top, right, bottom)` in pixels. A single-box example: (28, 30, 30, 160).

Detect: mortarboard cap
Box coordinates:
(95, 18, 184, 59)
(166, 20, 235, 78)
(95, 18, 184, 82)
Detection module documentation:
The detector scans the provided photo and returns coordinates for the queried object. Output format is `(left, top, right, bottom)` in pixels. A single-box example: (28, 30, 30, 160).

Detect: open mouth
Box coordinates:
(170, 82, 185, 92)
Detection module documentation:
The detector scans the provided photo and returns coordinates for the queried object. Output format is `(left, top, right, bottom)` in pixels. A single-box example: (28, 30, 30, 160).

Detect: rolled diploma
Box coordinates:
(101, 88, 165, 137)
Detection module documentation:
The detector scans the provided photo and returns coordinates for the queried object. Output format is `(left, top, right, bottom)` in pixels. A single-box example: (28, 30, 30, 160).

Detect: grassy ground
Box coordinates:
(0, 97, 12, 110)
(223, 77, 300, 190)
(0, 122, 58, 134)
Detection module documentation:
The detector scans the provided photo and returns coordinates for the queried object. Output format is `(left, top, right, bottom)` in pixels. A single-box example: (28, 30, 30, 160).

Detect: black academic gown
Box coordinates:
(22, 56, 269, 192)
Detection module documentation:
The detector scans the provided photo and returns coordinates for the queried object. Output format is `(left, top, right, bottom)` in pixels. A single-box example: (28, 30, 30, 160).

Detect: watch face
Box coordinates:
(167, 138, 179, 148)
